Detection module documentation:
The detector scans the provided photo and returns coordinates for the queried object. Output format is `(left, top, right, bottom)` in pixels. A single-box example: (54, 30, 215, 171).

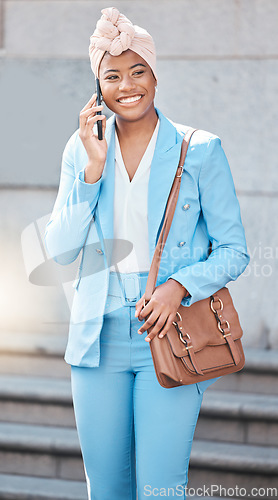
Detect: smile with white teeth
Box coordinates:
(118, 95, 143, 104)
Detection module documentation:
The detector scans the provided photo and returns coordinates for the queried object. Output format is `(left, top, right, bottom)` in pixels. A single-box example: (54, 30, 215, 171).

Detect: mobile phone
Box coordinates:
(95, 78, 103, 141)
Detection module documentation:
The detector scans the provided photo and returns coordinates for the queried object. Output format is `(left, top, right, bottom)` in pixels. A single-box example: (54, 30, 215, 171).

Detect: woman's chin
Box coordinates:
(110, 101, 155, 122)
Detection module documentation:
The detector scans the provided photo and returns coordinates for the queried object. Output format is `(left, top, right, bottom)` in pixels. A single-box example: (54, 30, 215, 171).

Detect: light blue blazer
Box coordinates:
(44, 107, 250, 369)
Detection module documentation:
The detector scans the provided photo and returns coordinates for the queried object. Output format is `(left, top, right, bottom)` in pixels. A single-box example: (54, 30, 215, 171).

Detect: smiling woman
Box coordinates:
(44, 6, 250, 500)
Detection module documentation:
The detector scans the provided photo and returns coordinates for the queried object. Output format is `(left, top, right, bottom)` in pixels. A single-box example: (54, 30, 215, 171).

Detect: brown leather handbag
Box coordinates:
(143, 127, 245, 389)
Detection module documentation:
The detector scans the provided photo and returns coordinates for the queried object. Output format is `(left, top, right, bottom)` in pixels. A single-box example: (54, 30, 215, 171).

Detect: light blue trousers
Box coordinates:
(71, 271, 218, 500)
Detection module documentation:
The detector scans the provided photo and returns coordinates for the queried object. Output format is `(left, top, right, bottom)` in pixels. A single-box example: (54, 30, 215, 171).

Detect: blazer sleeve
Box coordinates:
(44, 131, 103, 265)
(167, 135, 250, 306)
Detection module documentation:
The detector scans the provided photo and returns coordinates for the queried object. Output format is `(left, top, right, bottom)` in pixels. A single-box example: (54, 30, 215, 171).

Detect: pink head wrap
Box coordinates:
(89, 7, 157, 81)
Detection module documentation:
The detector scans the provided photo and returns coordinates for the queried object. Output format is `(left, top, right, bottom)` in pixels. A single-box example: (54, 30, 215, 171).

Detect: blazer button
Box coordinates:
(182, 204, 190, 211)
(95, 248, 104, 255)
(177, 241, 185, 247)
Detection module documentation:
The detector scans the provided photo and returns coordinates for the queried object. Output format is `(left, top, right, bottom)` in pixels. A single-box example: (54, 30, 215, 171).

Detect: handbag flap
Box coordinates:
(167, 287, 243, 358)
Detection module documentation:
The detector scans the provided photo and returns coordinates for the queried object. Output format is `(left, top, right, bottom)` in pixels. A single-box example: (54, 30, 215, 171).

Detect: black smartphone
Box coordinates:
(95, 78, 103, 141)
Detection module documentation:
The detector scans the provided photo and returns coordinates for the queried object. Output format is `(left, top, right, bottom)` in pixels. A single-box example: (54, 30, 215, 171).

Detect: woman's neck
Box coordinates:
(115, 106, 158, 145)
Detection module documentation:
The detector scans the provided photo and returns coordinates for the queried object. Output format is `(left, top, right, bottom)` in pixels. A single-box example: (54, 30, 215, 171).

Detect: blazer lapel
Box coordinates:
(147, 108, 184, 259)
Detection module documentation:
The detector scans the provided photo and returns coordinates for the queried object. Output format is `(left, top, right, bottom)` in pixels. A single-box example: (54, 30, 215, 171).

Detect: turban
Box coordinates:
(89, 7, 157, 81)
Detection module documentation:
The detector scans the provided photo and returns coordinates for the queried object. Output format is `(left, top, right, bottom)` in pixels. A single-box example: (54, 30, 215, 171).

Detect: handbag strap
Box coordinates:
(144, 127, 198, 303)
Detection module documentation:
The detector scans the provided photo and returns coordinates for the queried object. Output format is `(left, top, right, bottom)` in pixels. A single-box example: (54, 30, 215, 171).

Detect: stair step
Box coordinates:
(240, 347, 278, 373)
(0, 354, 70, 378)
(1, 375, 278, 443)
(188, 440, 278, 495)
(201, 389, 278, 420)
(0, 422, 78, 454)
(0, 333, 277, 391)
(1, 334, 277, 371)
(195, 389, 278, 446)
(209, 370, 278, 395)
(0, 375, 75, 427)
(0, 473, 238, 500)
(0, 473, 87, 500)
(0, 421, 277, 482)
(0, 422, 84, 480)
(0, 375, 71, 403)
(191, 439, 278, 473)
(0, 377, 278, 446)
(0, 422, 85, 481)
(209, 347, 278, 395)
(0, 332, 67, 357)
(0, 332, 69, 378)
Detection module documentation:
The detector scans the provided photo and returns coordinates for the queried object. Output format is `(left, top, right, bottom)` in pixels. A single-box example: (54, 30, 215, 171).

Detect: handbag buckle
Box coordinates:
(178, 331, 191, 347)
(217, 319, 230, 332)
(210, 296, 223, 314)
(176, 166, 183, 178)
(172, 311, 182, 327)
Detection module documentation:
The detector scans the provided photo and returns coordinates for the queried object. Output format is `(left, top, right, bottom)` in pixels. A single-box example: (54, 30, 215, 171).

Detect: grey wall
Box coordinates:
(1, 1, 277, 348)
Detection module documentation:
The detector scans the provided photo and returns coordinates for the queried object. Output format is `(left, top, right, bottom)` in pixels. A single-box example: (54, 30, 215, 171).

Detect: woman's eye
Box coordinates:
(105, 71, 144, 81)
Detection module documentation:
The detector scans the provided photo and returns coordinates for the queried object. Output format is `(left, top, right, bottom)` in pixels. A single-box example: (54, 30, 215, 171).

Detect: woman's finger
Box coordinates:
(80, 93, 97, 113)
(144, 315, 169, 341)
(155, 313, 176, 339)
(137, 310, 161, 335)
(137, 299, 152, 322)
(79, 94, 101, 130)
(135, 296, 144, 318)
(80, 104, 103, 118)
(83, 115, 106, 141)
(84, 114, 106, 135)
(86, 114, 106, 125)
(79, 104, 103, 131)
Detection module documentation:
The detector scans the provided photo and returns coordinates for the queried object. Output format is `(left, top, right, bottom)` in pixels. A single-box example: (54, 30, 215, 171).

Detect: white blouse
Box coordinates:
(110, 118, 160, 273)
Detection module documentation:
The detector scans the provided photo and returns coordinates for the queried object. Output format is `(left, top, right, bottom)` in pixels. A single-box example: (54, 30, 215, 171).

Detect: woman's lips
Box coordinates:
(117, 94, 144, 105)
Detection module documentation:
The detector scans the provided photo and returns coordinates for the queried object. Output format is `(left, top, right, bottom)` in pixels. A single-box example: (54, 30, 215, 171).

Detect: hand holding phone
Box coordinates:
(78, 89, 107, 183)
(96, 78, 103, 141)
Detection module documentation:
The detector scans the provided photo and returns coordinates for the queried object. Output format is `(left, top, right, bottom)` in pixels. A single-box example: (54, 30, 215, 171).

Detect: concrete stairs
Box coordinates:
(189, 348, 278, 497)
(0, 331, 277, 499)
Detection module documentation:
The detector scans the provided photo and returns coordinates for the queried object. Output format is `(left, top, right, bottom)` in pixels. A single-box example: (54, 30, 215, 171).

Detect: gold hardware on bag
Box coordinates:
(210, 296, 224, 313)
(178, 331, 191, 345)
(176, 166, 183, 178)
(175, 311, 182, 322)
(172, 311, 182, 327)
(210, 295, 232, 339)
(217, 319, 230, 333)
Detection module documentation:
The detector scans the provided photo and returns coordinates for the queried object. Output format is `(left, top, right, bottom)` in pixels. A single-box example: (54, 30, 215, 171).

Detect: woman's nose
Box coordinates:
(118, 77, 136, 92)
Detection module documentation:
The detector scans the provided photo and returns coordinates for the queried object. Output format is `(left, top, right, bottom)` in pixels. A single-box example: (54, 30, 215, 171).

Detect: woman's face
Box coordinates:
(98, 49, 157, 122)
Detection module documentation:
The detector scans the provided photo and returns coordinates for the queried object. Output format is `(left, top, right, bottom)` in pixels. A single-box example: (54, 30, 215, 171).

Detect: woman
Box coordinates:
(44, 7, 250, 500)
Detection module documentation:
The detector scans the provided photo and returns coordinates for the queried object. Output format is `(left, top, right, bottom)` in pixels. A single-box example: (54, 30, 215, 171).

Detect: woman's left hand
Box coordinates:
(135, 279, 187, 342)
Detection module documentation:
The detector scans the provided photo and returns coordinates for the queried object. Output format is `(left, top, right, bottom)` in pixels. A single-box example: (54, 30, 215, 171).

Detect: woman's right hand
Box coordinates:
(79, 93, 108, 182)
